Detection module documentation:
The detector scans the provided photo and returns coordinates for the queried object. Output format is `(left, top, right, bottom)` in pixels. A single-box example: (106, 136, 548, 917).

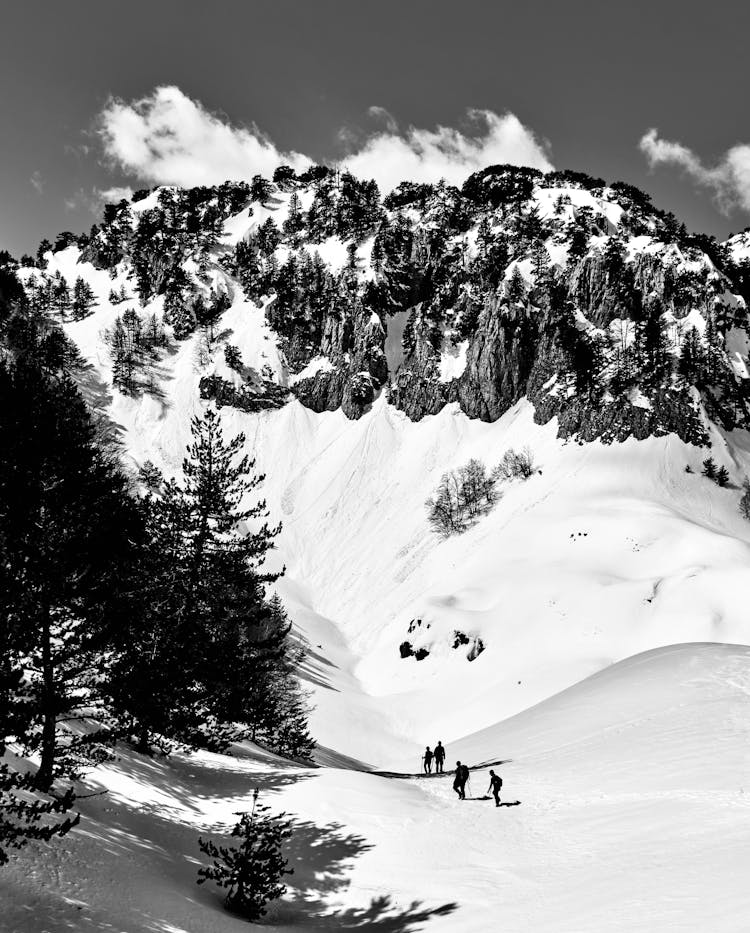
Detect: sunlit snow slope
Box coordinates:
(8, 222, 750, 930)
(3, 644, 750, 932)
(60, 274, 750, 767)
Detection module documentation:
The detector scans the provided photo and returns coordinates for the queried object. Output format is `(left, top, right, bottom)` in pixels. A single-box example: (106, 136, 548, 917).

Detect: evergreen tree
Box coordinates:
(0, 360, 142, 790)
(52, 274, 71, 318)
(677, 326, 706, 385)
(0, 764, 79, 866)
(224, 343, 243, 371)
(107, 409, 308, 755)
(197, 790, 293, 920)
(716, 466, 730, 487)
(702, 456, 717, 479)
(71, 277, 97, 320)
(505, 265, 526, 304)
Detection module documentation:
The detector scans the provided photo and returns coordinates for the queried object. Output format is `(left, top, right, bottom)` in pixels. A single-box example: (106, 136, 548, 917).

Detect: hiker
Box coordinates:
(423, 746, 434, 774)
(434, 741, 445, 773)
(453, 761, 469, 799)
(487, 769, 503, 807)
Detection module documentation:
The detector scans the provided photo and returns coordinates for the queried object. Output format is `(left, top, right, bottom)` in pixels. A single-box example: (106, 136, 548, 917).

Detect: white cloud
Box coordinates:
(97, 86, 552, 194)
(344, 109, 553, 191)
(30, 171, 44, 194)
(640, 128, 750, 213)
(97, 185, 134, 204)
(98, 86, 309, 187)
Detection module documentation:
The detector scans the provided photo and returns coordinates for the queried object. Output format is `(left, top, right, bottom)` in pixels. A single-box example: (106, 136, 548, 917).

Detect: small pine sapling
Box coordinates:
(715, 466, 730, 487)
(197, 790, 293, 920)
(701, 457, 716, 479)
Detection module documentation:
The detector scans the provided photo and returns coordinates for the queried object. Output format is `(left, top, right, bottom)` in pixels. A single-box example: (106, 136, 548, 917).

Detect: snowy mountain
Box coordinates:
(5, 164, 750, 930)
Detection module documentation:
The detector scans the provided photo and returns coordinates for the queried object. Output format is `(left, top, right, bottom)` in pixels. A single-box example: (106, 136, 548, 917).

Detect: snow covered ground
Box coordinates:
(6, 248, 750, 930)
(3, 643, 750, 932)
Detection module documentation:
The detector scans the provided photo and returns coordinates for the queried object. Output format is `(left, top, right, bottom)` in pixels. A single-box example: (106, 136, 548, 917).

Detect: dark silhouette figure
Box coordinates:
(434, 741, 445, 773)
(422, 746, 433, 774)
(487, 769, 503, 807)
(453, 761, 469, 799)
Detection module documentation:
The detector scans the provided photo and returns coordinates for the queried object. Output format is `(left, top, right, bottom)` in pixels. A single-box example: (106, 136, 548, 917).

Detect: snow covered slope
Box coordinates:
(3, 643, 750, 932)
(7, 168, 750, 930)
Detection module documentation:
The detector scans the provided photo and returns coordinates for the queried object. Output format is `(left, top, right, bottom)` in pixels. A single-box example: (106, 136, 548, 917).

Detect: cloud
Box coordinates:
(640, 128, 750, 213)
(97, 86, 552, 194)
(98, 185, 134, 204)
(30, 171, 44, 194)
(98, 86, 309, 187)
(344, 109, 553, 191)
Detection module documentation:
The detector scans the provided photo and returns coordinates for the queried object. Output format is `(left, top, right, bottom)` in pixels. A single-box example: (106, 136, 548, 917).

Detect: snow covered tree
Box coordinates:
(197, 790, 293, 920)
(716, 465, 730, 487)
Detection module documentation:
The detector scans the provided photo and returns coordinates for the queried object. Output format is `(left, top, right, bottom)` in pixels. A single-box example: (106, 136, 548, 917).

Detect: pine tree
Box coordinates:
(702, 456, 717, 479)
(52, 274, 71, 318)
(71, 277, 97, 320)
(716, 466, 730, 487)
(0, 764, 79, 865)
(107, 408, 306, 754)
(197, 790, 293, 920)
(0, 359, 142, 790)
(505, 265, 526, 304)
(224, 344, 243, 371)
(678, 326, 706, 385)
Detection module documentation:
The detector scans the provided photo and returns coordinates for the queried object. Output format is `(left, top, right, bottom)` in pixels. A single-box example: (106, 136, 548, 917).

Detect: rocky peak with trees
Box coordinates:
(10, 161, 750, 446)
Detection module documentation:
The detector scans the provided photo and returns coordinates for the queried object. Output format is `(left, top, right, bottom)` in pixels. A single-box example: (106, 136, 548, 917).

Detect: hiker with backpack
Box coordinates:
(453, 761, 470, 799)
(487, 769, 503, 806)
(423, 746, 434, 774)
(434, 741, 445, 773)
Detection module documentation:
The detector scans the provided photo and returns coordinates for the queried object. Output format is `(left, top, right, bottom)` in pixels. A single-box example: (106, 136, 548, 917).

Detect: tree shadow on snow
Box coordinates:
(296, 644, 341, 693)
(279, 894, 458, 930)
(269, 818, 458, 930)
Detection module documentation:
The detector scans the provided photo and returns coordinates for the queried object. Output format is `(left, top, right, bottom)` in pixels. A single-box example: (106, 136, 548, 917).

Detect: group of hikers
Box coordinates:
(422, 743, 504, 806)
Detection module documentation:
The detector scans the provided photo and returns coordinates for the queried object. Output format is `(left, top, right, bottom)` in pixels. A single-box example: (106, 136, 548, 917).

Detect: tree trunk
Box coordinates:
(35, 606, 56, 792)
(136, 724, 151, 755)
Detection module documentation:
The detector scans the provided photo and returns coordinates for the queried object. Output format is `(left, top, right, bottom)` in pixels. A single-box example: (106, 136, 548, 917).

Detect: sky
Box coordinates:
(2, 0, 750, 256)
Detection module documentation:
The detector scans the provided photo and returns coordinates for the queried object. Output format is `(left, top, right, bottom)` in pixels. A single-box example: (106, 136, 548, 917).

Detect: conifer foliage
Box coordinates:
(0, 359, 142, 791)
(197, 789, 293, 920)
(108, 407, 313, 758)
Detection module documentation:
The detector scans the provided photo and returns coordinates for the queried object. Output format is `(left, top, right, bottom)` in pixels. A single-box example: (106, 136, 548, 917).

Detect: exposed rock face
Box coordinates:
(51, 165, 750, 447)
(533, 387, 709, 446)
(456, 299, 541, 421)
(291, 307, 388, 419)
(199, 375, 288, 413)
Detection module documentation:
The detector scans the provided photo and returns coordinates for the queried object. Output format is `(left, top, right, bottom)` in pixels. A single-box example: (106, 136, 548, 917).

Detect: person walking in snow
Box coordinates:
(434, 741, 445, 773)
(487, 769, 503, 807)
(453, 761, 469, 799)
(423, 746, 434, 774)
